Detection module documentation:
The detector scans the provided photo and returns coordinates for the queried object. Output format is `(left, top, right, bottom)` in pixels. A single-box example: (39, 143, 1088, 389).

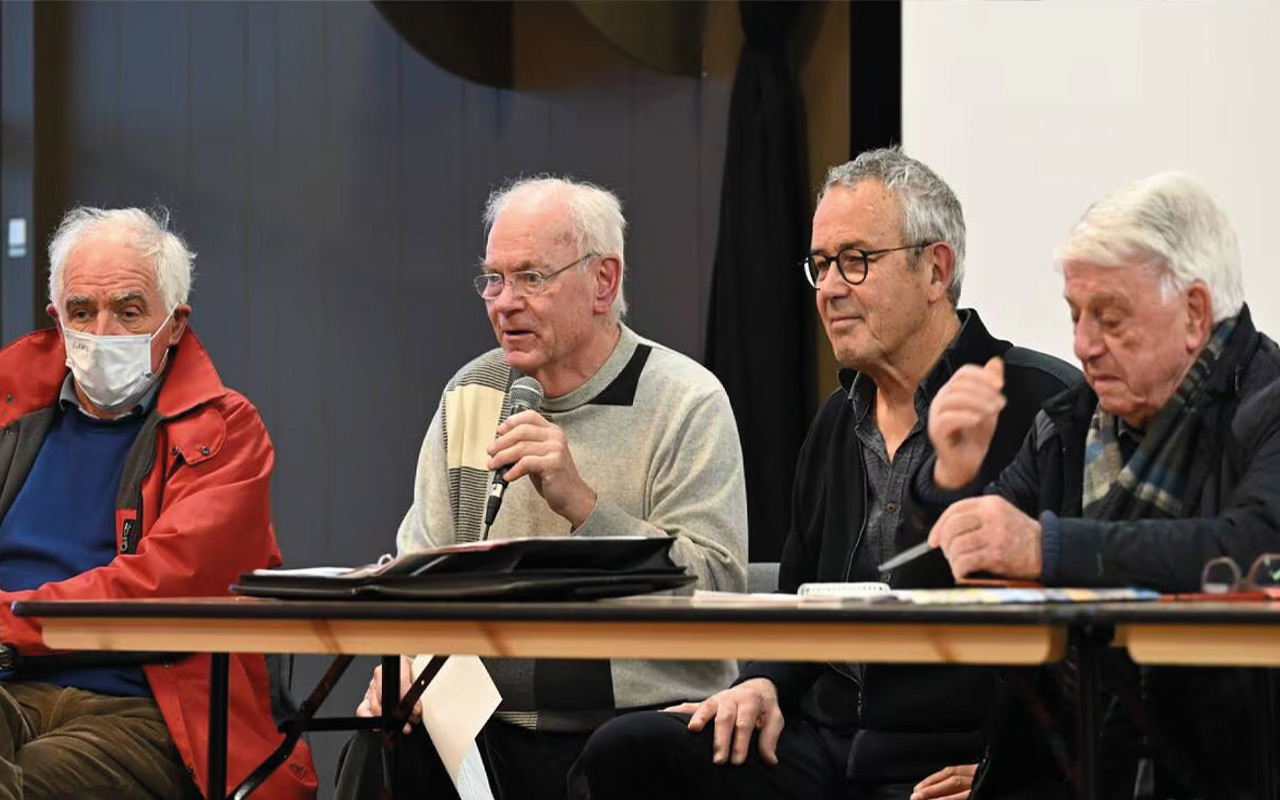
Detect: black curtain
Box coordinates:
(849, 1, 901, 155)
(705, 2, 810, 563)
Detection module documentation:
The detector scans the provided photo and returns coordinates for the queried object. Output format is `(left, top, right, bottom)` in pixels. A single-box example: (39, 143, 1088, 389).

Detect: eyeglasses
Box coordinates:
(801, 243, 935, 288)
(473, 253, 597, 300)
(1200, 553, 1280, 594)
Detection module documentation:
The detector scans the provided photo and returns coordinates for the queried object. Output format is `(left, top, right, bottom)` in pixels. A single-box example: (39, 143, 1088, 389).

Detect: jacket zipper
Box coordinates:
(120, 517, 138, 555)
(831, 468, 870, 692)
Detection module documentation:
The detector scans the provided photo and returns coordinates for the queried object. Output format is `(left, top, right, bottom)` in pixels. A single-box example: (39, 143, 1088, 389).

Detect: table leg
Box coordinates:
(376, 655, 448, 800)
(381, 655, 402, 799)
(231, 654, 358, 799)
(1074, 628, 1109, 800)
(1254, 669, 1276, 800)
(209, 652, 230, 800)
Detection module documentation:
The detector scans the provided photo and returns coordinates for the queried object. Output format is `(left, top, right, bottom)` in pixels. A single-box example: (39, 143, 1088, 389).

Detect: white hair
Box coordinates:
(821, 147, 967, 306)
(1055, 172, 1243, 322)
(484, 176, 628, 318)
(48, 206, 195, 312)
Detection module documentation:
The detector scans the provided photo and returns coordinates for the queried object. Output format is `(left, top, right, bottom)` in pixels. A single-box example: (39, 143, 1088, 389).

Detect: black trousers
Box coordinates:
(335, 720, 592, 800)
(567, 711, 912, 800)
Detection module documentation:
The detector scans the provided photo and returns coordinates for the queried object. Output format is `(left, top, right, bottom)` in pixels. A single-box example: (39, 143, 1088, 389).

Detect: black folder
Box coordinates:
(231, 536, 694, 601)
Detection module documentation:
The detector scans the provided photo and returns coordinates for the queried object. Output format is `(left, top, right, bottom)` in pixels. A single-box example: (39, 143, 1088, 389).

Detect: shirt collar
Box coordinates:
(847, 371, 931, 432)
(59, 373, 160, 420)
(844, 310, 974, 429)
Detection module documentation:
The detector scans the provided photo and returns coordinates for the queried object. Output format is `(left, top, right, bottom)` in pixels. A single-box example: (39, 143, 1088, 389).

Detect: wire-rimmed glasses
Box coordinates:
(473, 253, 598, 300)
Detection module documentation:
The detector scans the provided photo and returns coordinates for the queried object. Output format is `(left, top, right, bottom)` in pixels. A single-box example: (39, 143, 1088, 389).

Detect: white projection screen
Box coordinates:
(903, 0, 1280, 362)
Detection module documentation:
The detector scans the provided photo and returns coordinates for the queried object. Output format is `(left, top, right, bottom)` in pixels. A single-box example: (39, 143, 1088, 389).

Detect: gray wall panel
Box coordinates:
(118, 2, 188, 207)
(628, 75, 703, 359)
(322, 2, 407, 569)
(1, 2, 37, 339)
(187, 2, 248, 388)
(63, 1, 120, 207)
(266, 1, 330, 579)
(243, 3, 282, 442)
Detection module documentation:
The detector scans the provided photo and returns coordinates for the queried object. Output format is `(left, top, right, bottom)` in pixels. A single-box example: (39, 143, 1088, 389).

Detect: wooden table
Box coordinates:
(13, 595, 1074, 799)
(1103, 600, 1280, 666)
(1099, 601, 1280, 799)
(18, 594, 1071, 663)
(18, 596, 1280, 799)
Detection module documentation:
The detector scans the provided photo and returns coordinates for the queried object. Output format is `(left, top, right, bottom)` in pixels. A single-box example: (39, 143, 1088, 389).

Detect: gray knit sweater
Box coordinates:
(396, 324, 748, 730)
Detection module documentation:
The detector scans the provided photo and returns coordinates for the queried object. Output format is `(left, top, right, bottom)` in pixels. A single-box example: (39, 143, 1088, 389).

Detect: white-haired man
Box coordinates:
(336, 176, 748, 800)
(571, 150, 1079, 800)
(0, 208, 317, 798)
(919, 172, 1280, 796)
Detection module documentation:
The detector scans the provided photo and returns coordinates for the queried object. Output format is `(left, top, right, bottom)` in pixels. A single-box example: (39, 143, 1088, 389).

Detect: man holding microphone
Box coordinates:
(335, 176, 748, 800)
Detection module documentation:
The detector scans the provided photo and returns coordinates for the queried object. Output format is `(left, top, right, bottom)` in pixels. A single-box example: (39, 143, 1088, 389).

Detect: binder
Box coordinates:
(232, 536, 694, 601)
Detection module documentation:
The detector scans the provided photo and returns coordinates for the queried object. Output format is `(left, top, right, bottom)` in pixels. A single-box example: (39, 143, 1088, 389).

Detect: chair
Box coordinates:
(747, 561, 780, 594)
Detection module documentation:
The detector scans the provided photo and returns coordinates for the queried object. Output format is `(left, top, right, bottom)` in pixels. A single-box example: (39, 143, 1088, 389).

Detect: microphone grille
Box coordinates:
(509, 376, 545, 415)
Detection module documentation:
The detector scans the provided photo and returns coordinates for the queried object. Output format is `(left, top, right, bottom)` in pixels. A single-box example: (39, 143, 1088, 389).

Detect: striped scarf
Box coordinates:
(1082, 316, 1237, 519)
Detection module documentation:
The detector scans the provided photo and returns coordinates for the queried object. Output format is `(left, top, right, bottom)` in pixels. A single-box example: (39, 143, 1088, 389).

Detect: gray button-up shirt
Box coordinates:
(848, 372, 931, 583)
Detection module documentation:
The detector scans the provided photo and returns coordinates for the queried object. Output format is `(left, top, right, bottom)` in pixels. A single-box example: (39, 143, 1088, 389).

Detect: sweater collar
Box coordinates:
(541, 324, 639, 413)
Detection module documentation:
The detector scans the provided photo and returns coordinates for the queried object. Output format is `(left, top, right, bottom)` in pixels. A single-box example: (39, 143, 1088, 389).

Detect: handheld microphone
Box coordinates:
(483, 376, 545, 529)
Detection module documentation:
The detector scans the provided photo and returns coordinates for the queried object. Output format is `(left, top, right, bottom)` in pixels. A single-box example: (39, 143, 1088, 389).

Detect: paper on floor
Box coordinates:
(413, 654, 502, 800)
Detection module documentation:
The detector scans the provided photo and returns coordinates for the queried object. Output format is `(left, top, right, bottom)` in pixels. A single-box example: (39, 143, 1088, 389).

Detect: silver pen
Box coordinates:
(877, 540, 934, 572)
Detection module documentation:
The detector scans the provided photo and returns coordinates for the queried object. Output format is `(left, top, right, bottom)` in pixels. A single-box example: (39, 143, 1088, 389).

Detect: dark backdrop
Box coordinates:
(0, 2, 733, 792)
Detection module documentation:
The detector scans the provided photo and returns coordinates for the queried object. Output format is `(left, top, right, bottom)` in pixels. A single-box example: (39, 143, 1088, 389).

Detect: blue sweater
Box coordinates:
(0, 403, 150, 696)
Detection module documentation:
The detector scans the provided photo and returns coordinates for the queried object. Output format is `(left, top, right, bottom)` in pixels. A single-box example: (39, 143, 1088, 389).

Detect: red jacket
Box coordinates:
(0, 327, 318, 799)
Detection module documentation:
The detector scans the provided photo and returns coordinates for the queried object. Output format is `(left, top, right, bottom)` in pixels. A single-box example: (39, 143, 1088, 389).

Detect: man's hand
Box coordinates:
(664, 678, 784, 766)
(488, 410, 596, 528)
(928, 357, 1006, 490)
(929, 495, 1042, 580)
(355, 655, 421, 734)
(912, 764, 977, 800)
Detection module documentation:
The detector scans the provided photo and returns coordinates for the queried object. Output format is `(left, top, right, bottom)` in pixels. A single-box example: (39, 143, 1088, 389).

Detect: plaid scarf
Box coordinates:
(1081, 316, 1237, 519)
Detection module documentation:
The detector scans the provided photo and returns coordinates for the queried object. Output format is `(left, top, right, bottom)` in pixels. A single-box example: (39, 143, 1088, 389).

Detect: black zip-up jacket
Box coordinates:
(927, 305, 1280, 798)
(737, 309, 1081, 787)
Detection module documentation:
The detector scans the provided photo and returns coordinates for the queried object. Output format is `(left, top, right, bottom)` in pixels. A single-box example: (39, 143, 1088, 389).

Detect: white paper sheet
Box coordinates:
(412, 654, 501, 800)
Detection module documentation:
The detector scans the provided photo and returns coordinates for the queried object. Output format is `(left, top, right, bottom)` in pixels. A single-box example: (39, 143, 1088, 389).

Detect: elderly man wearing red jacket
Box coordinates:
(0, 207, 316, 799)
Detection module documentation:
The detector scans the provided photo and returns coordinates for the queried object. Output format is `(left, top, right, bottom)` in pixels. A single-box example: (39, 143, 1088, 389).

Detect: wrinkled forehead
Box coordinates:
(60, 231, 160, 303)
(485, 198, 578, 268)
(812, 181, 903, 247)
(1062, 259, 1167, 304)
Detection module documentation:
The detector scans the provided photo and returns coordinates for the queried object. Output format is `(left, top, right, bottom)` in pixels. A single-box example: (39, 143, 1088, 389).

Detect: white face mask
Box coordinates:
(62, 312, 174, 412)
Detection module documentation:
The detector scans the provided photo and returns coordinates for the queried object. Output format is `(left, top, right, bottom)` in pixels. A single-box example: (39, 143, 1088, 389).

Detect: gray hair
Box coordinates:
(821, 148, 966, 305)
(1054, 172, 1243, 322)
(48, 206, 195, 312)
(484, 176, 628, 318)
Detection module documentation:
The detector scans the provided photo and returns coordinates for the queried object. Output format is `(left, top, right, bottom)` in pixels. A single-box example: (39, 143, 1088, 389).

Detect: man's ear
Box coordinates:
(925, 243, 956, 304)
(592, 256, 622, 316)
(169, 304, 192, 345)
(1185, 283, 1213, 352)
(46, 304, 59, 326)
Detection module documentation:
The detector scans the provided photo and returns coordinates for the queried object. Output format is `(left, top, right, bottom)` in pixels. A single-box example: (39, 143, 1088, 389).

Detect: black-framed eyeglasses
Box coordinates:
(1200, 553, 1280, 594)
(801, 243, 935, 288)
(473, 253, 598, 300)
